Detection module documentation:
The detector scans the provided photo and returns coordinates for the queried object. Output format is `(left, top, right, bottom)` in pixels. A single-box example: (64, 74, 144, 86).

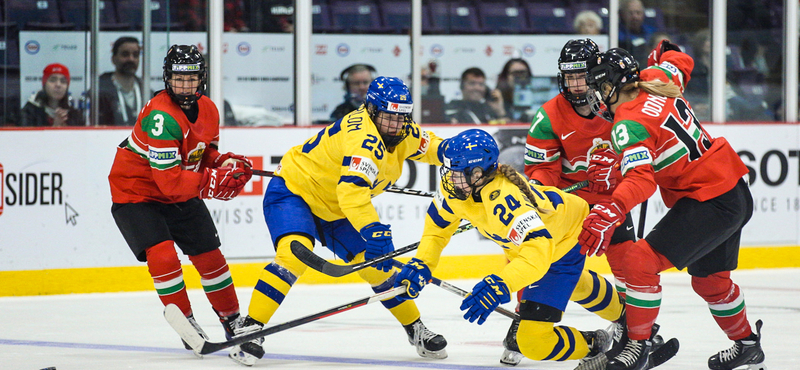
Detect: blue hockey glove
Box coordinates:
(359, 222, 395, 272)
(460, 274, 511, 325)
(394, 258, 432, 301)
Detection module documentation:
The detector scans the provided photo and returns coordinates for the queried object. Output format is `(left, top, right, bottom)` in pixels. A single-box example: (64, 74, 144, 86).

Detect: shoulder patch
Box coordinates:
(415, 130, 431, 156)
(507, 210, 545, 246)
(489, 190, 501, 200)
(658, 61, 679, 76)
(620, 146, 653, 175)
(348, 155, 379, 183)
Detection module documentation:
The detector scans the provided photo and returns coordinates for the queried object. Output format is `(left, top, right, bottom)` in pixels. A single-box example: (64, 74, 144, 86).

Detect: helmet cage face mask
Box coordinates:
(365, 77, 413, 149)
(557, 39, 599, 106)
(440, 129, 499, 200)
(585, 48, 640, 122)
(163, 45, 207, 106)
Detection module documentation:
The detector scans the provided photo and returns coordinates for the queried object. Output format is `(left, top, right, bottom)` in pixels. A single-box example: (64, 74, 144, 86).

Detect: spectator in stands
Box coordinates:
(330, 64, 376, 122)
(619, 0, 657, 62)
(445, 67, 506, 124)
(97, 36, 146, 126)
(573, 10, 603, 35)
(20, 63, 84, 127)
(495, 58, 533, 123)
(178, 0, 248, 32)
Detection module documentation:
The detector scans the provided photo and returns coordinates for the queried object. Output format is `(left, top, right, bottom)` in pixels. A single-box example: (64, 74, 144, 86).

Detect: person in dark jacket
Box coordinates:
(20, 63, 84, 127)
(97, 37, 147, 126)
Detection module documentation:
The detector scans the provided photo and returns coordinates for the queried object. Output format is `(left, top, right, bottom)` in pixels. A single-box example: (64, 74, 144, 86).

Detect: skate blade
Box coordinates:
(648, 337, 679, 369)
(417, 347, 448, 359)
(500, 349, 523, 366)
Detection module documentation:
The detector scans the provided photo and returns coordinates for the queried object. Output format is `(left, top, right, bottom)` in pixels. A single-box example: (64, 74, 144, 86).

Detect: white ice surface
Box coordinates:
(2, 269, 798, 370)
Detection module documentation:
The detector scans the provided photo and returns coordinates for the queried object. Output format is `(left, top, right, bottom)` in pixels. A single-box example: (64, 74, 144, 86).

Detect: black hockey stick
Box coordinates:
(252, 169, 437, 198)
(390, 260, 519, 320)
(164, 286, 407, 355)
(291, 222, 476, 278)
(637, 200, 648, 240)
(649, 337, 679, 367)
(291, 180, 589, 278)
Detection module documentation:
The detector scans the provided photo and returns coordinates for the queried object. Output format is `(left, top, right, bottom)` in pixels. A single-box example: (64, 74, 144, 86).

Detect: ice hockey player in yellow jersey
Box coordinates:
(395, 129, 624, 369)
(229, 77, 449, 366)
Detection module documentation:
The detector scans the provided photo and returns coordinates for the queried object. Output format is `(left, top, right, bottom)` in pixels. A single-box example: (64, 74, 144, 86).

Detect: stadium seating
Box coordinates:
(524, 2, 573, 34)
(428, 1, 481, 34)
(115, 0, 185, 31)
(6, 0, 73, 30)
(478, 1, 529, 34)
(328, 0, 386, 33)
(59, 0, 128, 30)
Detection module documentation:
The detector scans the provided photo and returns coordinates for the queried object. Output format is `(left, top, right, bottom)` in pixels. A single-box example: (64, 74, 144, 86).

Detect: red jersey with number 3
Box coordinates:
(109, 91, 221, 204)
(609, 51, 748, 213)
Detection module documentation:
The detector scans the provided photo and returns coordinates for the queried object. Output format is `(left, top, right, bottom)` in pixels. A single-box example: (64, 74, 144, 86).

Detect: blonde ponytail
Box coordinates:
(497, 164, 551, 214)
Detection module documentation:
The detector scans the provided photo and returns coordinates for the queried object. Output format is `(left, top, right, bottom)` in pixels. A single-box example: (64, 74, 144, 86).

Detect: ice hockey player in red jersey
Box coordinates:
(580, 42, 765, 370)
(517, 38, 633, 367)
(108, 44, 252, 354)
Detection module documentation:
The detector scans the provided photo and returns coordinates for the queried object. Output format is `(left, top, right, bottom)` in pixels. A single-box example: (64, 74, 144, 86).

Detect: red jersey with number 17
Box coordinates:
(609, 52, 748, 214)
(109, 91, 221, 204)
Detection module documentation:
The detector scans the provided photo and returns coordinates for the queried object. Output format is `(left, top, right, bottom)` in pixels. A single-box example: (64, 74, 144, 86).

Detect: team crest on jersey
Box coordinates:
(187, 142, 207, 163)
(489, 190, 500, 200)
(507, 210, 544, 246)
(621, 147, 652, 174)
(589, 139, 613, 156)
(348, 155, 379, 183)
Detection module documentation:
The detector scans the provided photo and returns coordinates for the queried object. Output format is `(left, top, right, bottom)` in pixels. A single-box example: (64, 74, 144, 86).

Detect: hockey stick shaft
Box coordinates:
(291, 222, 475, 278)
(390, 260, 519, 320)
(165, 286, 407, 355)
(251, 169, 437, 198)
(637, 199, 648, 239)
(292, 180, 589, 278)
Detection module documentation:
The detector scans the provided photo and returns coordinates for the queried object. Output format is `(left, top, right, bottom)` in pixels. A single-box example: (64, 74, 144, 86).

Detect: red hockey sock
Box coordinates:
(692, 271, 753, 340)
(146, 241, 192, 316)
(189, 248, 239, 318)
(605, 240, 633, 299)
(622, 239, 674, 340)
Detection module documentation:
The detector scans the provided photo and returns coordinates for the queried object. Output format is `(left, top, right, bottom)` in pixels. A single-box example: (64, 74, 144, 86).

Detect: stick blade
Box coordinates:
(650, 337, 679, 368)
(290, 241, 352, 277)
(163, 304, 205, 355)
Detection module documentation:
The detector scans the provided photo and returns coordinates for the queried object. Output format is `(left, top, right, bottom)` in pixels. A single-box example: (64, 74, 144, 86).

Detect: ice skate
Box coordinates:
(574, 328, 612, 370)
(607, 337, 654, 370)
(500, 317, 523, 366)
(228, 315, 266, 366)
(708, 320, 766, 370)
(182, 315, 209, 358)
(404, 318, 447, 359)
(219, 312, 243, 341)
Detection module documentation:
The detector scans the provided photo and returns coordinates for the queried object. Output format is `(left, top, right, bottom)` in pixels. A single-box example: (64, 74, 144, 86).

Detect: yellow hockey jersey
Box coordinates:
(416, 175, 589, 293)
(277, 106, 445, 231)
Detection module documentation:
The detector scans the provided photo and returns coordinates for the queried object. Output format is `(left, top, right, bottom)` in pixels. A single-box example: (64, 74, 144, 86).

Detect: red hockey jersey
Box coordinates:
(524, 94, 622, 205)
(609, 52, 748, 214)
(109, 91, 221, 204)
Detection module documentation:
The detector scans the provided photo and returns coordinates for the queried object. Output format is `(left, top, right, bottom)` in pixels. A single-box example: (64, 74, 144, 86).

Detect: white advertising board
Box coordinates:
(0, 124, 798, 271)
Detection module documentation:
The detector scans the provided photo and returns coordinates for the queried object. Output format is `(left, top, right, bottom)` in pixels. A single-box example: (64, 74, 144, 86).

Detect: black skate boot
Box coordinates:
(404, 318, 448, 359)
(607, 337, 654, 370)
(183, 315, 209, 358)
(708, 320, 766, 370)
(500, 317, 523, 366)
(228, 315, 266, 366)
(574, 328, 613, 370)
(218, 312, 243, 341)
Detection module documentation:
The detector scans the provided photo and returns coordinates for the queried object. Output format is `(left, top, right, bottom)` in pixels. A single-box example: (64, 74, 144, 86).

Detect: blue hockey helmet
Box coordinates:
(365, 76, 413, 148)
(586, 48, 640, 122)
(440, 129, 499, 200)
(163, 44, 207, 106)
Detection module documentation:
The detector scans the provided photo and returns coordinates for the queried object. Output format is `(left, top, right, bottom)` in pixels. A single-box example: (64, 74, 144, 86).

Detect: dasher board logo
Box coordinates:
(0, 162, 78, 224)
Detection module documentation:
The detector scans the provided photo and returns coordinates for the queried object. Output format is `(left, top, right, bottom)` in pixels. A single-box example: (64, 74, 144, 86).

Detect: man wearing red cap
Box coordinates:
(20, 63, 84, 126)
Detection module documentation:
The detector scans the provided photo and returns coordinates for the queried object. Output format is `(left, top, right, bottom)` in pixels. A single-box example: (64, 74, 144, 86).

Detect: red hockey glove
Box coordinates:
(586, 148, 618, 193)
(579, 201, 624, 257)
(199, 162, 252, 200)
(212, 152, 253, 169)
(647, 39, 682, 67)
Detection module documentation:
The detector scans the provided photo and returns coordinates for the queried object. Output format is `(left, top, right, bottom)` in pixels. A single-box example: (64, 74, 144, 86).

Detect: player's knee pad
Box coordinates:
(145, 240, 180, 272)
(517, 320, 587, 361)
(691, 271, 733, 302)
(519, 301, 563, 322)
(273, 234, 314, 277)
(622, 240, 670, 287)
(605, 240, 633, 281)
